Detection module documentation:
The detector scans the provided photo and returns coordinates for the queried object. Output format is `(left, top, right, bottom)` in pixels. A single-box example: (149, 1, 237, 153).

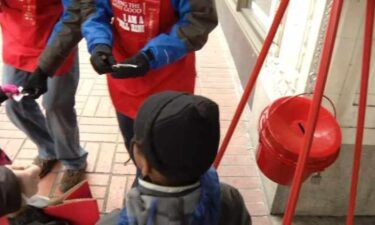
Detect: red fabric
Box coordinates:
(0, 0, 75, 75)
(0, 148, 11, 165)
(0, 216, 8, 225)
(64, 180, 93, 200)
(0, 200, 99, 225)
(109, 0, 196, 118)
(0, 180, 98, 225)
(44, 199, 99, 225)
(44, 180, 99, 225)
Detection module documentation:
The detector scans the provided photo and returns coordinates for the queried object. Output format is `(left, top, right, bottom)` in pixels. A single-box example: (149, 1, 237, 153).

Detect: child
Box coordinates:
(99, 91, 251, 225)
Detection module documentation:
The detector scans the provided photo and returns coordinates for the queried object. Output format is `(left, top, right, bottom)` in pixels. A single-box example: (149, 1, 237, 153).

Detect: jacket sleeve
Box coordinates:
(219, 183, 252, 225)
(0, 167, 22, 216)
(142, 0, 218, 69)
(38, 0, 82, 75)
(81, 0, 113, 54)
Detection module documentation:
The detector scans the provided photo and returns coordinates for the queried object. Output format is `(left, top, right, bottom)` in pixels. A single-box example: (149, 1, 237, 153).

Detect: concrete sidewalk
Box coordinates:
(0, 26, 270, 224)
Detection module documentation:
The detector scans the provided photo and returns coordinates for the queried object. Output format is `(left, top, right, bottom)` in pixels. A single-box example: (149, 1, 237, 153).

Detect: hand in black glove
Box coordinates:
(90, 44, 116, 74)
(111, 50, 152, 79)
(22, 67, 50, 99)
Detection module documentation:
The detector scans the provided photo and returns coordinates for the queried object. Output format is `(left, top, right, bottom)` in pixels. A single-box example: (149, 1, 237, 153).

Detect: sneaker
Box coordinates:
(59, 163, 87, 192)
(32, 157, 58, 178)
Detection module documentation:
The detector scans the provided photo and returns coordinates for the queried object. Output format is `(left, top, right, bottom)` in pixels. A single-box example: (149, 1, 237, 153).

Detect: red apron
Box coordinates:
(0, 0, 75, 75)
(109, 0, 196, 118)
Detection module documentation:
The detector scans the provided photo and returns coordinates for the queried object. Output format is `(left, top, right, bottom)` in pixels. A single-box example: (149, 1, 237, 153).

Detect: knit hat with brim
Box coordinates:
(132, 91, 220, 183)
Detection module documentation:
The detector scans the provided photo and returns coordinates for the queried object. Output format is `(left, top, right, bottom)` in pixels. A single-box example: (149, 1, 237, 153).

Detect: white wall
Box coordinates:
(259, 0, 375, 145)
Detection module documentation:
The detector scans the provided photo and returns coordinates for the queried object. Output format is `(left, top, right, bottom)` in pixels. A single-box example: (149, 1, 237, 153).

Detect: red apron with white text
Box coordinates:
(109, 0, 196, 118)
(0, 0, 75, 75)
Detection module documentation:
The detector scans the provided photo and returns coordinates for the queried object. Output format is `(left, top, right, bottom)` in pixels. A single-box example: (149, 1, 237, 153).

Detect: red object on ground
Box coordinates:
(44, 199, 99, 225)
(64, 180, 93, 200)
(43, 180, 99, 225)
(0, 217, 8, 225)
(346, 0, 375, 224)
(256, 96, 341, 185)
(0, 148, 11, 166)
(0, 180, 98, 225)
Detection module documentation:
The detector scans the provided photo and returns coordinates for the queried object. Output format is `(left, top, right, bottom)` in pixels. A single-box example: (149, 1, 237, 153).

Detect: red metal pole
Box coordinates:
(282, 1, 344, 224)
(346, 1, 375, 224)
(213, 0, 290, 168)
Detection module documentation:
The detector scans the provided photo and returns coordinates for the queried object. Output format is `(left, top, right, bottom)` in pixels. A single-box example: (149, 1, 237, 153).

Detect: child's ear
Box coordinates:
(133, 143, 151, 177)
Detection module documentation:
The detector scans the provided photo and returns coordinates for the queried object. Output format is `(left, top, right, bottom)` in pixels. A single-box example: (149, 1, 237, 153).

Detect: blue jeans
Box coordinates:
(2, 57, 87, 170)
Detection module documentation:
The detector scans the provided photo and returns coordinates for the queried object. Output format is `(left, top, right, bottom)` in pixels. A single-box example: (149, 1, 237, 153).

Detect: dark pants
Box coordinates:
(116, 112, 140, 187)
(116, 112, 134, 151)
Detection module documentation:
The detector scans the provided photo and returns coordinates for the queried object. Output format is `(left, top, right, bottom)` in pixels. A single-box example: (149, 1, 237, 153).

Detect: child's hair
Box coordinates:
(131, 91, 220, 185)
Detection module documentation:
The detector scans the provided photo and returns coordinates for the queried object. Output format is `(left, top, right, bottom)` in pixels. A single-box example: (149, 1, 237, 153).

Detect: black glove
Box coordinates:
(8, 205, 69, 225)
(0, 88, 8, 104)
(90, 44, 116, 74)
(111, 50, 152, 79)
(22, 67, 50, 99)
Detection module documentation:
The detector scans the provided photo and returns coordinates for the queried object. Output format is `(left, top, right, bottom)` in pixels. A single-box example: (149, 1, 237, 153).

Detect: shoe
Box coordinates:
(32, 157, 58, 178)
(59, 163, 87, 193)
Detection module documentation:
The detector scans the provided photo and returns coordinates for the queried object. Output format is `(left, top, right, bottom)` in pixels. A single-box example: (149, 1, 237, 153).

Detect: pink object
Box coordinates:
(0, 148, 11, 166)
(1, 84, 20, 95)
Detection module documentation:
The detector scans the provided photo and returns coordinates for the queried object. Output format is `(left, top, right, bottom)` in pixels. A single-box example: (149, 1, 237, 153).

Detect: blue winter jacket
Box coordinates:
(38, 0, 217, 74)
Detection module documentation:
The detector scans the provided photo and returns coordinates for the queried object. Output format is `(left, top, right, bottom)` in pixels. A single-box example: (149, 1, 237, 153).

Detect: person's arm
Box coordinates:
(219, 183, 252, 225)
(38, 0, 82, 76)
(81, 0, 114, 74)
(23, 0, 114, 98)
(144, 0, 218, 69)
(39, 0, 113, 75)
(0, 167, 22, 216)
(81, 0, 113, 54)
(111, 0, 218, 78)
(23, 0, 82, 99)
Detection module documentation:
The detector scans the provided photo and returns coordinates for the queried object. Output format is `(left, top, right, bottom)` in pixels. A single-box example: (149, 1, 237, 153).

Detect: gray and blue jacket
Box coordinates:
(38, 0, 217, 74)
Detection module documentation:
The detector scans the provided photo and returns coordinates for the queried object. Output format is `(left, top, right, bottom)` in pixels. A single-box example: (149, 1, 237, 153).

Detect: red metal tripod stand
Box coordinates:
(213, 0, 375, 224)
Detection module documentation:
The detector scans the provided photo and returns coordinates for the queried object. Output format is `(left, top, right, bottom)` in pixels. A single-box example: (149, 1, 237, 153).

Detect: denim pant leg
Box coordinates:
(42, 55, 88, 170)
(2, 65, 56, 159)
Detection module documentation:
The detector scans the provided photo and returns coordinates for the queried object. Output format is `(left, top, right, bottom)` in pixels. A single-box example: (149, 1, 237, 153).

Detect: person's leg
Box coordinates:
(116, 112, 134, 152)
(116, 112, 140, 187)
(2, 65, 57, 169)
(42, 54, 87, 191)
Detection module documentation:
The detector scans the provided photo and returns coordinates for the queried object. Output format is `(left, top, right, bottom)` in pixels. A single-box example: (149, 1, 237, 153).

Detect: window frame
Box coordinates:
(232, 0, 330, 97)
(236, 0, 284, 53)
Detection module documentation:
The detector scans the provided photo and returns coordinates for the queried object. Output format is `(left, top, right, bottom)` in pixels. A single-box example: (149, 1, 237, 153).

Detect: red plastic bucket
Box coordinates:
(256, 96, 342, 185)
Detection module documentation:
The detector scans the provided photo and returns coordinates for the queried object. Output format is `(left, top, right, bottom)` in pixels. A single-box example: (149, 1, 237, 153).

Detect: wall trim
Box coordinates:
(222, 0, 263, 54)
